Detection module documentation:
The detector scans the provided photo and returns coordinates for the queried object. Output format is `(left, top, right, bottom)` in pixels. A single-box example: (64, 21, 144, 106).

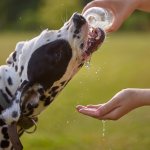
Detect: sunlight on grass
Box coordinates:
(0, 32, 150, 150)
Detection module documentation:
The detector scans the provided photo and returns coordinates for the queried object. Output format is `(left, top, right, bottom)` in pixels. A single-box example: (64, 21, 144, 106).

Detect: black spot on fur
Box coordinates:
(5, 87, 12, 97)
(27, 103, 34, 110)
(7, 77, 13, 86)
(60, 81, 66, 86)
(2, 127, 9, 139)
(57, 34, 61, 38)
(78, 63, 84, 68)
(19, 80, 28, 90)
(73, 34, 76, 38)
(15, 65, 18, 72)
(12, 111, 18, 118)
(77, 36, 80, 39)
(51, 91, 58, 97)
(66, 26, 69, 30)
(21, 80, 28, 86)
(19, 66, 24, 76)
(0, 119, 5, 126)
(0, 140, 9, 148)
(40, 95, 46, 101)
(73, 34, 80, 39)
(16, 99, 19, 103)
(73, 13, 86, 29)
(80, 43, 84, 49)
(44, 97, 52, 106)
(74, 29, 80, 34)
(7, 61, 12, 64)
(51, 86, 59, 92)
(0, 105, 3, 114)
(38, 88, 44, 95)
(27, 39, 72, 90)
(0, 90, 10, 104)
(12, 51, 17, 62)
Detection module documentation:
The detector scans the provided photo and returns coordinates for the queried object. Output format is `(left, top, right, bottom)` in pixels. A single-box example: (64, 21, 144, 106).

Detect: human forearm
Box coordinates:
(138, 0, 150, 12)
(132, 88, 150, 106)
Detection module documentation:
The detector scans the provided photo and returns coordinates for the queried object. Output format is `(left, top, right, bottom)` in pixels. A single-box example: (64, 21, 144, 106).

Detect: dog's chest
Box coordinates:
(22, 79, 70, 118)
(23, 58, 83, 118)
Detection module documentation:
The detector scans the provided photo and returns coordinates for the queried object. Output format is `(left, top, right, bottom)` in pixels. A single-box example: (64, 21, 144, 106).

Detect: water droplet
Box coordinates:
(79, 81, 82, 84)
(85, 61, 90, 69)
(102, 120, 106, 137)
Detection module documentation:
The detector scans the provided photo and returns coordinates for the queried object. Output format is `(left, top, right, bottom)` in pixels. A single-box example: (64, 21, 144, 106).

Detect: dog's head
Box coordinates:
(7, 13, 105, 90)
(61, 12, 105, 62)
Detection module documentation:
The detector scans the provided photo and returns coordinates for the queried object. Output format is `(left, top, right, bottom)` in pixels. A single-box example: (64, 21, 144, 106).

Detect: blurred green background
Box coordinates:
(0, 0, 150, 150)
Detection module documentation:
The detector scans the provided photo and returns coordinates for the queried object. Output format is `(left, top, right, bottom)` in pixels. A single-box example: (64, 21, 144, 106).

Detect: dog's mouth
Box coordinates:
(83, 26, 105, 60)
(65, 13, 105, 61)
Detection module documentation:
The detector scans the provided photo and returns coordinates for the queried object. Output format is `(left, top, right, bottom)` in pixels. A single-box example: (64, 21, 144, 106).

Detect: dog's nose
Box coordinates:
(73, 13, 86, 27)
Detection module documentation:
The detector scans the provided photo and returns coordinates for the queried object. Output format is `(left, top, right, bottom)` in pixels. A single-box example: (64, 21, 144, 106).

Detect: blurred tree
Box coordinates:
(38, 0, 82, 30)
(0, 0, 149, 31)
(0, 0, 43, 30)
(81, 0, 91, 6)
(121, 10, 150, 31)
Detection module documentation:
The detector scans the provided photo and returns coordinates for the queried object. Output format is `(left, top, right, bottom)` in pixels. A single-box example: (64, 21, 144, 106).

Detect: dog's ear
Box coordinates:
(27, 39, 72, 89)
(6, 41, 25, 65)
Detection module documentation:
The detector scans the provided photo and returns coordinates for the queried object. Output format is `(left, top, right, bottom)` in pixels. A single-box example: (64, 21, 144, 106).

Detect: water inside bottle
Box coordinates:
(83, 7, 113, 30)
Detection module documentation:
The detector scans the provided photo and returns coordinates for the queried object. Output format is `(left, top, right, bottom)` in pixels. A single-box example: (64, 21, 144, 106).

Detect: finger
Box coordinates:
(96, 100, 120, 117)
(76, 105, 86, 111)
(105, 15, 123, 33)
(99, 106, 125, 120)
(78, 107, 100, 118)
(76, 104, 102, 110)
(86, 104, 102, 109)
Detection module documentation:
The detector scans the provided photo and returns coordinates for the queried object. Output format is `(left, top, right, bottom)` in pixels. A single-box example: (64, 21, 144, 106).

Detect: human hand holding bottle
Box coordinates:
(82, 0, 150, 32)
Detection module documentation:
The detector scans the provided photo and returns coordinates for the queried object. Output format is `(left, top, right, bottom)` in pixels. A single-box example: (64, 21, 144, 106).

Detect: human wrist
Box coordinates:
(123, 88, 147, 108)
(131, 89, 150, 107)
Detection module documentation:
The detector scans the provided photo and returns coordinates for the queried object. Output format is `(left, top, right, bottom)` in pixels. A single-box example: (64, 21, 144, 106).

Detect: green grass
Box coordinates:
(0, 31, 150, 150)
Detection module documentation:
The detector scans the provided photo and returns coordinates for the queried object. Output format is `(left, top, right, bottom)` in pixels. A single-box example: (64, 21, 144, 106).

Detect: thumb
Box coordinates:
(105, 15, 123, 32)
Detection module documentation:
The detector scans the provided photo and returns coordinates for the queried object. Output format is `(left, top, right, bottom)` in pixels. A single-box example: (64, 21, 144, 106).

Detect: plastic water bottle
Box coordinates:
(83, 7, 114, 30)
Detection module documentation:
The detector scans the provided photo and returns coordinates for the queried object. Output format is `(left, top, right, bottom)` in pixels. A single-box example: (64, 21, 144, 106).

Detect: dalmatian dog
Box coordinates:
(0, 13, 105, 149)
